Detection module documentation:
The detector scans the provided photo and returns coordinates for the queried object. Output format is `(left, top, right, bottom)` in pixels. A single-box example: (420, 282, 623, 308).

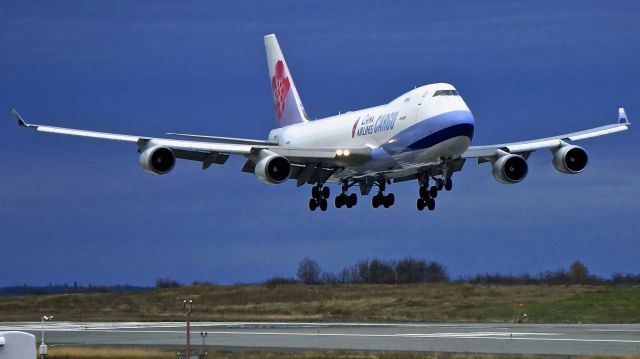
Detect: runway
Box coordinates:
(2, 322, 640, 356)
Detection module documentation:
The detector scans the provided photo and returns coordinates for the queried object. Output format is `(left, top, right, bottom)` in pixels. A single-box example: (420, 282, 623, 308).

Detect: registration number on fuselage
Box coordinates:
(352, 111, 399, 138)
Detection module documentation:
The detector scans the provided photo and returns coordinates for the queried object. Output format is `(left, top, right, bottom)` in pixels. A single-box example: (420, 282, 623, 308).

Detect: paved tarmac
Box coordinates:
(2, 321, 640, 356)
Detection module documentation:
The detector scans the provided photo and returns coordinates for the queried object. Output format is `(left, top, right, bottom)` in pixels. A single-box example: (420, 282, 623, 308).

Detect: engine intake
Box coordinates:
(139, 146, 176, 175)
(254, 150, 291, 184)
(553, 145, 588, 174)
(492, 154, 528, 184)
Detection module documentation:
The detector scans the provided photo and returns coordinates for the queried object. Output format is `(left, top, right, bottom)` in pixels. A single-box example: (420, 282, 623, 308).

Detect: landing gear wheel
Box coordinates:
(419, 186, 428, 199)
(322, 186, 330, 198)
(309, 198, 318, 211)
(444, 178, 453, 191)
(429, 186, 438, 198)
(426, 197, 436, 211)
(349, 193, 357, 207)
(319, 198, 328, 211)
(372, 193, 382, 208)
(335, 195, 343, 208)
(417, 198, 426, 211)
(311, 186, 320, 199)
(383, 193, 395, 208)
(436, 178, 444, 191)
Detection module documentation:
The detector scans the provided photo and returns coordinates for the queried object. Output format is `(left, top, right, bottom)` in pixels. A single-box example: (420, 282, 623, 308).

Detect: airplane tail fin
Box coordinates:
(264, 34, 308, 128)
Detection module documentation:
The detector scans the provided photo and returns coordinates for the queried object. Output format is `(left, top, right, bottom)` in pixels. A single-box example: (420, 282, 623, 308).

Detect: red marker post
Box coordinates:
(183, 299, 193, 358)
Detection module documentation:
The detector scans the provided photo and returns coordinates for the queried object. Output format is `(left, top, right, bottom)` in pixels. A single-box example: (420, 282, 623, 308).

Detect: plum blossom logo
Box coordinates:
(272, 60, 291, 121)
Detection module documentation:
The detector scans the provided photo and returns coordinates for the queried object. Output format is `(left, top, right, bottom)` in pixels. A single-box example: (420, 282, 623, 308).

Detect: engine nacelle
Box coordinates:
(254, 150, 291, 184)
(552, 145, 588, 174)
(492, 154, 528, 184)
(139, 146, 176, 175)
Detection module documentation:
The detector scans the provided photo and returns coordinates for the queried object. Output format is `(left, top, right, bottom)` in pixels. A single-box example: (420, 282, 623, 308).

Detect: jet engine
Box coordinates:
(492, 154, 528, 184)
(552, 145, 588, 174)
(139, 146, 176, 175)
(254, 150, 291, 184)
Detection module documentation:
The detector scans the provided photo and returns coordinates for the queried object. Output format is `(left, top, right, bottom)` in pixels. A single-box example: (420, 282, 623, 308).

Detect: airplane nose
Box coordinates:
(457, 110, 475, 141)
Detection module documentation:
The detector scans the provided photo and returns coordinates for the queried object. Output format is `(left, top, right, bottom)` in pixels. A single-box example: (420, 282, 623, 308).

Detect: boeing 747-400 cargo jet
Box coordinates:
(13, 34, 631, 212)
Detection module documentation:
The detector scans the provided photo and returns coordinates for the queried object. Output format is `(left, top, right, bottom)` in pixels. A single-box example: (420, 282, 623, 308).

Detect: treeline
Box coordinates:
(266, 258, 640, 287)
(4, 260, 640, 296)
(464, 261, 640, 285)
(0, 283, 150, 296)
(272, 257, 450, 286)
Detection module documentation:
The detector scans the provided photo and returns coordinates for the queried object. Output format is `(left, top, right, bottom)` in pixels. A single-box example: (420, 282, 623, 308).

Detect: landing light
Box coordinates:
(343, 150, 350, 156)
(336, 149, 343, 156)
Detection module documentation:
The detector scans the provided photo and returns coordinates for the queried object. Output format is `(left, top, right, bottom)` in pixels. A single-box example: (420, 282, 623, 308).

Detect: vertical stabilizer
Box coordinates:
(264, 34, 308, 127)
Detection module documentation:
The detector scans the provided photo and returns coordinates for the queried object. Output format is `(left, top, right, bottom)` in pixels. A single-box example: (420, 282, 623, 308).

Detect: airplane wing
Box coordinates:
(462, 108, 630, 162)
(11, 110, 370, 179)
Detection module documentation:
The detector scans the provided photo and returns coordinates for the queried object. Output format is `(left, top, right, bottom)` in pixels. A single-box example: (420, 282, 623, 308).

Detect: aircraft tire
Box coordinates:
(312, 186, 320, 199)
(335, 195, 343, 208)
(322, 186, 330, 198)
(419, 186, 428, 199)
(319, 198, 328, 211)
(309, 198, 317, 211)
(427, 198, 436, 211)
(417, 198, 426, 211)
(430, 186, 438, 198)
(372, 194, 380, 208)
(436, 178, 444, 191)
(445, 178, 453, 191)
(349, 193, 357, 206)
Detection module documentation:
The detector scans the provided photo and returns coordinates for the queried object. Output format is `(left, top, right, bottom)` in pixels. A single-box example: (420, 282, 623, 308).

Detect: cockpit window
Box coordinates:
(433, 90, 459, 97)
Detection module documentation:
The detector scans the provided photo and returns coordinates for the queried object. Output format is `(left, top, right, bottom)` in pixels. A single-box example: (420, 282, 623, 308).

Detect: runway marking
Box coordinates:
(6, 327, 639, 345)
(2, 322, 640, 346)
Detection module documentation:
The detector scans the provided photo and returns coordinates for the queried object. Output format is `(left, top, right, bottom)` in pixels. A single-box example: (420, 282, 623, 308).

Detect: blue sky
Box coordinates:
(1, 1, 638, 286)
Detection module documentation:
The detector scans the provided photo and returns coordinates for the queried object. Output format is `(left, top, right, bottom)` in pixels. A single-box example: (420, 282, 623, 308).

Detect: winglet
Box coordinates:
(619, 107, 630, 124)
(11, 109, 28, 127)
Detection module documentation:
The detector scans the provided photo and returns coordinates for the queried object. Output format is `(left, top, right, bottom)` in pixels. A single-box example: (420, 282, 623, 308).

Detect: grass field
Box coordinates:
(45, 347, 640, 359)
(2, 283, 639, 323)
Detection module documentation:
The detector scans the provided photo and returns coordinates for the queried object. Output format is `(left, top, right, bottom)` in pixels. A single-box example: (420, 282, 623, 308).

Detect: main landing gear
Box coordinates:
(371, 180, 395, 209)
(417, 177, 452, 211)
(335, 181, 357, 208)
(309, 184, 330, 211)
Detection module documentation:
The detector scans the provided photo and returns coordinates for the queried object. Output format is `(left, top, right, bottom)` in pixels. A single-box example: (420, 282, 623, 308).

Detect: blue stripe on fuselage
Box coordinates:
(380, 110, 474, 155)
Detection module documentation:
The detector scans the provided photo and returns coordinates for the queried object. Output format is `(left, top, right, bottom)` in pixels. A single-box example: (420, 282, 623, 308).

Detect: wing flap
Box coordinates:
(167, 132, 278, 146)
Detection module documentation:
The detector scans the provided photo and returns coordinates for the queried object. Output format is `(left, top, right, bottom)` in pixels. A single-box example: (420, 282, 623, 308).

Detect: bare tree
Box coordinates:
(297, 257, 321, 284)
(570, 260, 589, 284)
(425, 261, 449, 282)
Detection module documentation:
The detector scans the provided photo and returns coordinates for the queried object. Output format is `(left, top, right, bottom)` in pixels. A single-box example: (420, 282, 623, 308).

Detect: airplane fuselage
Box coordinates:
(268, 83, 475, 181)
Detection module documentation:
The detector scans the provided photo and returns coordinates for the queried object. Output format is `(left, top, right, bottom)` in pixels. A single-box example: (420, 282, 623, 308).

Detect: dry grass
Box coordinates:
(46, 347, 640, 359)
(2, 283, 639, 323)
(48, 346, 174, 358)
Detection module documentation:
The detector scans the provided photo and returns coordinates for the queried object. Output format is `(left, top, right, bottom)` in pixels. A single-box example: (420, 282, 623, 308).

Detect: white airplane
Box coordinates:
(13, 34, 631, 212)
